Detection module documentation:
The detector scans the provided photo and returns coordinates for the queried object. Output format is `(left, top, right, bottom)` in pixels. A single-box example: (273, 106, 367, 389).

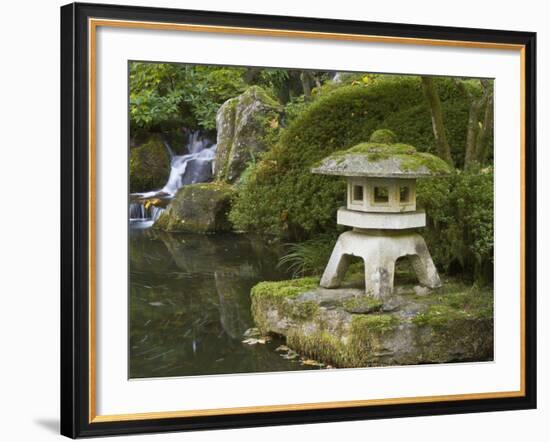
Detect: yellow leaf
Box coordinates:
(301, 359, 323, 367)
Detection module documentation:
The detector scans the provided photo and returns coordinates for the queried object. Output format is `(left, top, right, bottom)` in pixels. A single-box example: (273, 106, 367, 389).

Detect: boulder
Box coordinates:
(251, 277, 493, 368)
(129, 135, 171, 193)
(154, 182, 235, 233)
(214, 86, 282, 183)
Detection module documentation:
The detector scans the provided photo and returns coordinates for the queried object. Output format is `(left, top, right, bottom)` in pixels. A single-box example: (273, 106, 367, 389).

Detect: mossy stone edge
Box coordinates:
(251, 277, 493, 368)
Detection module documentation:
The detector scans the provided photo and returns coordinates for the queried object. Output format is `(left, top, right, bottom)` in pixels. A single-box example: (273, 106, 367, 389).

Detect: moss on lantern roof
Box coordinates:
(311, 132, 452, 178)
(368, 128, 398, 144)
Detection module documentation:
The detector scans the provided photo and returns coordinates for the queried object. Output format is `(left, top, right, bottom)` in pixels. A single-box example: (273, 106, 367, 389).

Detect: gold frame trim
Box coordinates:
(88, 18, 527, 424)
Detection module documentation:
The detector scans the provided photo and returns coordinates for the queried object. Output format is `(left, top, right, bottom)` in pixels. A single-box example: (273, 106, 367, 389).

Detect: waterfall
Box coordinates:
(129, 203, 166, 228)
(129, 203, 165, 222)
(130, 130, 216, 227)
(161, 142, 217, 195)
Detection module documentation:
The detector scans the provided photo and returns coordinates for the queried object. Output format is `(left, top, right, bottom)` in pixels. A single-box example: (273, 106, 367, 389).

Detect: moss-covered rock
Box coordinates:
(154, 182, 235, 233)
(214, 86, 283, 183)
(129, 136, 171, 193)
(251, 276, 493, 368)
(230, 76, 474, 239)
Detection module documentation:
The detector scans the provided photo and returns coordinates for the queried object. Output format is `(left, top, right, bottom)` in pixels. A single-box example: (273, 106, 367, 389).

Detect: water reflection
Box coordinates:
(129, 228, 316, 378)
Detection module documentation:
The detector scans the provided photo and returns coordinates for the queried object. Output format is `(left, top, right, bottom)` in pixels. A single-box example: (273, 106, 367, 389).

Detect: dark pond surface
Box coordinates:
(129, 227, 317, 378)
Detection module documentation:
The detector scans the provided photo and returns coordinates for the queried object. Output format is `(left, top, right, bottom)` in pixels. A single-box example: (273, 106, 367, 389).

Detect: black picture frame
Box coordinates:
(60, 2, 537, 438)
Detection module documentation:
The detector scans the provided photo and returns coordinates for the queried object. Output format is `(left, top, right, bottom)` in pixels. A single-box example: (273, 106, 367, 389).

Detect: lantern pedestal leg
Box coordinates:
(319, 230, 441, 300)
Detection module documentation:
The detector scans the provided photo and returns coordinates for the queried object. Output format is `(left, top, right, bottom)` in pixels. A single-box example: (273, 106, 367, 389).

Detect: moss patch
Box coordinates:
(342, 296, 383, 313)
(351, 313, 399, 332)
(250, 277, 320, 334)
(251, 276, 319, 300)
(369, 128, 397, 144)
(412, 285, 493, 327)
(322, 142, 452, 175)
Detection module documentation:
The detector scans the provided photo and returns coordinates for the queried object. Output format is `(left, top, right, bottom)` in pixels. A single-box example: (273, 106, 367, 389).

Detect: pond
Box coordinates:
(129, 226, 318, 378)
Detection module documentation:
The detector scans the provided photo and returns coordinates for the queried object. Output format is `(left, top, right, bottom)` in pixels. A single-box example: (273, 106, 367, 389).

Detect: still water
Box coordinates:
(129, 227, 316, 378)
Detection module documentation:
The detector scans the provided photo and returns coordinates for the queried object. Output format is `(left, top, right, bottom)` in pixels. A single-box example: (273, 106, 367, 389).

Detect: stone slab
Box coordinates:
(251, 278, 494, 369)
(337, 207, 426, 229)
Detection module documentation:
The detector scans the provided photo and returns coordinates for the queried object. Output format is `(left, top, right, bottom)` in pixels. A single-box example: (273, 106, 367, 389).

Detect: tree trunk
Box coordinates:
(244, 67, 261, 84)
(464, 98, 484, 169)
(421, 77, 454, 167)
(475, 91, 494, 165)
(276, 79, 291, 104)
(464, 80, 494, 170)
(300, 72, 313, 101)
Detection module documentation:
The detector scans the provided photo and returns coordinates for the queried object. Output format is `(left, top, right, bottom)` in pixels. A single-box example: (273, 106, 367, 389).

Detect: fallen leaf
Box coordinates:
(242, 338, 259, 345)
(301, 359, 325, 367)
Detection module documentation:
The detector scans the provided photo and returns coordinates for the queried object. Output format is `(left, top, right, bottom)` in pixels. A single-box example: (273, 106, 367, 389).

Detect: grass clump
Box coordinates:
(277, 235, 335, 277)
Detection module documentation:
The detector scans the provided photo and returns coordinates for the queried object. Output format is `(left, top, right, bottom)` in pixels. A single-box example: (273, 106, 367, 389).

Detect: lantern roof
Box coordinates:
(311, 132, 452, 179)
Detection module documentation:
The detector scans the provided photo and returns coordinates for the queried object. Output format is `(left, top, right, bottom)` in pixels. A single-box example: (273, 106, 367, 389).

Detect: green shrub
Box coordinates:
(230, 76, 474, 239)
(417, 168, 494, 283)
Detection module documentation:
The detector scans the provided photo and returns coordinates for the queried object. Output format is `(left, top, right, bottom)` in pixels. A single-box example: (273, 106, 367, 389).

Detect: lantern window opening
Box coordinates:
(400, 185, 410, 203)
(373, 186, 389, 204)
(352, 185, 364, 203)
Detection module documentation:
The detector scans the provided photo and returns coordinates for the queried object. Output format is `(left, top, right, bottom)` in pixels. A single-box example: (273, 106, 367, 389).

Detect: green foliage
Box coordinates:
(129, 63, 187, 129)
(277, 235, 335, 277)
(417, 169, 494, 283)
(230, 76, 472, 239)
(129, 62, 247, 131)
(283, 95, 309, 124)
(255, 69, 290, 98)
(129, 137, 170, 193)
(185, 67, 248, 130)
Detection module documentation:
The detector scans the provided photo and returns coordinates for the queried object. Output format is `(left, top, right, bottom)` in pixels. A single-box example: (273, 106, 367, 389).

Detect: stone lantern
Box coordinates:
(311, 130, 451, 300)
